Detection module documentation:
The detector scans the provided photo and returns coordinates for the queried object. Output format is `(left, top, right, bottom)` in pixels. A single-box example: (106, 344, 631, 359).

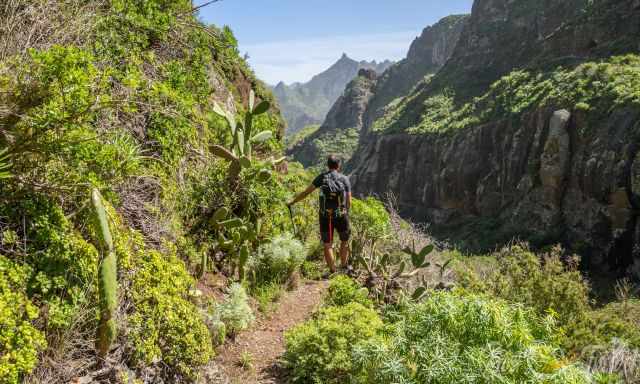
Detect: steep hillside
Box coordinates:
(0, 0, 295, 382)
(273, 54, 392, 134)
(288, 15, 468, 168)
(348, 0, 640, 277)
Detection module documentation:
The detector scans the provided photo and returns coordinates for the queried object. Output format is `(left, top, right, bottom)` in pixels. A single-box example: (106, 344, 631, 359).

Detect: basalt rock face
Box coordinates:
(350, 107, 640, 275)
(273, 54, 393, 135)
(287, 69, 378, 168)
(349, 0, 640, 276)
(430, 0, 640, 102)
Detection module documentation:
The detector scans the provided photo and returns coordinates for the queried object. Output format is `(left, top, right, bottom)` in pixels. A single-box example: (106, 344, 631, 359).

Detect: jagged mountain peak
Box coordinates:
(272, 54, 393, 134)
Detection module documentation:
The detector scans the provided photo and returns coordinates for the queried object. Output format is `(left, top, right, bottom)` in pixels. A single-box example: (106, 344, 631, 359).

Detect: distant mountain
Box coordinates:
(272, 54, 393, 135)
(287, 15, 468, 168)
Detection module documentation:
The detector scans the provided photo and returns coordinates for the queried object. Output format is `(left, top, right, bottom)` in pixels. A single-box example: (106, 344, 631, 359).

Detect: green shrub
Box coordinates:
(326, 275, 372, 308)
(301, 260, 323, 280)
(350, 197, 392, 260)
(251, 281, 284, 314)
(216, 283, 254, 335)
(251, 233, 305, 284)
(284, 302, 384, 383)
(456, 244, 640, 353)
(128, 250, 213, 380)
(457, 245, 590, 336)
(0, 256, 47, 384)
(0, 197, 99, 331)
(352, 291, 591, 384)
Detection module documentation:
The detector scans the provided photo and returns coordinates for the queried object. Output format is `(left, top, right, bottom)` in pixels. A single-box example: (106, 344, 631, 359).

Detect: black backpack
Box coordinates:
(319, 171, 346, 217)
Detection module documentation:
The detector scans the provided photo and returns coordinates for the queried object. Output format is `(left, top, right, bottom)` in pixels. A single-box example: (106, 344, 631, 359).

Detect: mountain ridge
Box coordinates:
(272, 53, 393, 134)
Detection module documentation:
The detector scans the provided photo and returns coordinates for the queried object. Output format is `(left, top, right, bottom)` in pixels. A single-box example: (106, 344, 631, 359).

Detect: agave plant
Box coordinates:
(0, 146, 12, 179)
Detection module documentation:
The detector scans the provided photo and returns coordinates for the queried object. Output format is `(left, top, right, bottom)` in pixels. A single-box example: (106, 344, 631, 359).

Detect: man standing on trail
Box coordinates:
(288, 155, 352, 274)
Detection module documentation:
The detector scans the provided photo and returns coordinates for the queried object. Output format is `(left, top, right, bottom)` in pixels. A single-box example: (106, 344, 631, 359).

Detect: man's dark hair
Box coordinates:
(327, 155, 341, 170)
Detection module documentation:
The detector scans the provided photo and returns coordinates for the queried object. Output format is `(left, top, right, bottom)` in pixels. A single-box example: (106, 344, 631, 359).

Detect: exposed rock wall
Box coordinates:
(363, 15, 468, 129)
(348, 0, 640, 276)
(350, 107, 640, 274)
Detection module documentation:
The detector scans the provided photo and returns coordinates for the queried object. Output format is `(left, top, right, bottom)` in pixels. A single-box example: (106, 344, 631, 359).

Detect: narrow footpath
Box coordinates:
(215, 280, 328, 384)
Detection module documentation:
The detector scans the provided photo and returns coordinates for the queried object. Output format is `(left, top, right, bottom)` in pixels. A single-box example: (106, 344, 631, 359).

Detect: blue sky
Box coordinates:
(196, 0, 473, 84)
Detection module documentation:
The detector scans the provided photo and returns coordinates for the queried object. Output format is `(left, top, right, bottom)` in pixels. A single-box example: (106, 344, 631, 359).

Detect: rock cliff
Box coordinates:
(287, 69, 378, 168)
(348, 0, 640, 277)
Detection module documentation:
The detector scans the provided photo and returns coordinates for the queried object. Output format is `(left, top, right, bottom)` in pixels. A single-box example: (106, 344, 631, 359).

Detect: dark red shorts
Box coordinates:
(319, 213, 350, 244)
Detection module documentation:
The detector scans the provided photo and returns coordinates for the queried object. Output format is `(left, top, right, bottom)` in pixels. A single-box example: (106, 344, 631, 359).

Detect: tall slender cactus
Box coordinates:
(91, 188, 118, 358)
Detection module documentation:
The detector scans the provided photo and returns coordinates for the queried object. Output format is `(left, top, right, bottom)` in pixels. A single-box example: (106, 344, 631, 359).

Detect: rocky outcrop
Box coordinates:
(350, 106, 640, 274)
(287, 69, 378, 167)
(363, 15, 469, 128)
(417, 0, 640, 104)
(348, 0, 640, 275)
(273, 54, 393, 135)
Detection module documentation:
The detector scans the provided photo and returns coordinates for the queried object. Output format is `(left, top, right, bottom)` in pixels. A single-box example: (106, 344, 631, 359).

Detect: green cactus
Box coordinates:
(238, 244, 249, 281)
(91, 188, 118, 358)
(213, 89, 270, 161)
(199, 251, 208, 279)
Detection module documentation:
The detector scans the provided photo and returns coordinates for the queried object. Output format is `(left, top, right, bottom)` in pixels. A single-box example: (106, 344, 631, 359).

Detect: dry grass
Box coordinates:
(384, 192, 434, 252)
(584, 339, 640, 383)
(0, 0, 103, 61)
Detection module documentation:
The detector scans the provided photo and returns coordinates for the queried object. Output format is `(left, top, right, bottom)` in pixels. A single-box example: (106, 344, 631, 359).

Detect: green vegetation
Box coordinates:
(290, 127, 360, 170)
(0, 257, 46, 384)
(0, 0, 292, 381)
(284, 302, 384, 383)
(215, 283, 255, 336)
(90, 189, 118, 358)
(353, 291, 591, 384)
(457, 244, 640, 354)
(250, 233, 305, 285)
(326, 275, 372, 308)
(128, 247, 213, 379)
(286, 124, 321, 149)
(283, 196, 639, 383)
(375, 55, 640, 134)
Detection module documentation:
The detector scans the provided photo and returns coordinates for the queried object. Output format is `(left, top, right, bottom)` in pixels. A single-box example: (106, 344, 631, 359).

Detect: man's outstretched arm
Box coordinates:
(288, 184, 316, 206)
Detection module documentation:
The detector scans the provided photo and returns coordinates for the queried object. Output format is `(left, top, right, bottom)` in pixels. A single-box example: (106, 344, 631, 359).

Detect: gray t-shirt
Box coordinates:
(313, 170, 351, 210)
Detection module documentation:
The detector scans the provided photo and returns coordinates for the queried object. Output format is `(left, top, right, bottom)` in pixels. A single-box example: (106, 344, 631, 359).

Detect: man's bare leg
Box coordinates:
(339, 241, 349, 268)
(324, 243, 337, 273)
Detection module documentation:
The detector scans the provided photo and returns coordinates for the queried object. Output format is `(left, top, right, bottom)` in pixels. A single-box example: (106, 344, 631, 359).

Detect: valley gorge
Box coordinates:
(303, 0, 640, 278)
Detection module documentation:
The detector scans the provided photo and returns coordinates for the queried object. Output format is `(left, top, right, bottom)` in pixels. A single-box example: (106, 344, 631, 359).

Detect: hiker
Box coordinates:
(288, 155, 352, 274)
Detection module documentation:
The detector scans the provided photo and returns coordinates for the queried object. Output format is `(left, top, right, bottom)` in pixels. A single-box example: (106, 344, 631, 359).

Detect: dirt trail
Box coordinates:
(215, 280, 328, 384)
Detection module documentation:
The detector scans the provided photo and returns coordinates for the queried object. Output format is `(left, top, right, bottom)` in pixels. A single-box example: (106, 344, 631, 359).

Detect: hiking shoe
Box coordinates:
(321, 271, 335, 280)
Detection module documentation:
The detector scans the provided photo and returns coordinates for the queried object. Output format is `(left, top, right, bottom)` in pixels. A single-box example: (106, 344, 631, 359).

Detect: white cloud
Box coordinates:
(240, 30, 419, 85)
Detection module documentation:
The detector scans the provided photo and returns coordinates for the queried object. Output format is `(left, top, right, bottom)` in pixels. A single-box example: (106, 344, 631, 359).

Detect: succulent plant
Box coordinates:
(90, 188, 118, 358)
(209, 207, 263, 281)
(355, 242, 445, 303)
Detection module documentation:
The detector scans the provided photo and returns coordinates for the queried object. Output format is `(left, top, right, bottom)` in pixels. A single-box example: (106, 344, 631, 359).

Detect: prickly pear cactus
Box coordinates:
(91, 188, 118, 358)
